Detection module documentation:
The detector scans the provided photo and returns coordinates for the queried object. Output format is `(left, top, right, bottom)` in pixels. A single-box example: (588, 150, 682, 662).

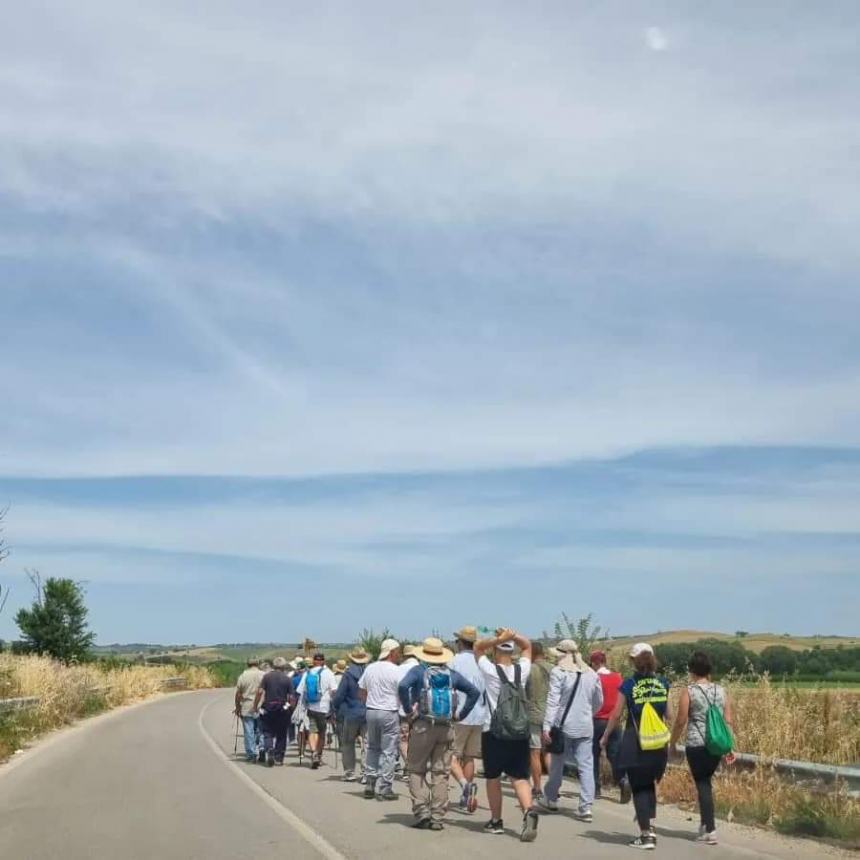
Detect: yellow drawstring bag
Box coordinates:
(637, 701, 670, 751)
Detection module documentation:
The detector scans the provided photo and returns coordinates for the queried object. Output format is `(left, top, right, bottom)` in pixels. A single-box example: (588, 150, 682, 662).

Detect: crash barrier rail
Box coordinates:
(159, 677, 188, 690)
(0, 696, 40, 714)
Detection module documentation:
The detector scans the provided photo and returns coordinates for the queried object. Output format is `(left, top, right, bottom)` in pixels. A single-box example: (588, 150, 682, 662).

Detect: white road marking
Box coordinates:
(197, 697, 349, 860)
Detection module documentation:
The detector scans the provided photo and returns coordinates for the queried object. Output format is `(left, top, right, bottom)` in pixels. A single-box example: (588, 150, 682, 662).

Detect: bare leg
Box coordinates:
(512, 777, 534, 812)
(529, 749, 543, 793)
(486, 777, 503, 820)
(450, 755, 466, 785)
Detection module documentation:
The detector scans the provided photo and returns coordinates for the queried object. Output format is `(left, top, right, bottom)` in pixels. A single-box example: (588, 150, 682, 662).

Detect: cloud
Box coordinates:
(645, 26, 669, 52)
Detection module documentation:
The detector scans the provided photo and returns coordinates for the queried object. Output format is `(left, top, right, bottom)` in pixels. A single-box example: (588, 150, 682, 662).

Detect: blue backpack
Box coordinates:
(420, 666, 456, 723)
(304, 667, 323, 704)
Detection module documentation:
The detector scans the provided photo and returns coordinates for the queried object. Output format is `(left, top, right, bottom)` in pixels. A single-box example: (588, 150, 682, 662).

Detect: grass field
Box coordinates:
(608, 630, 859, 654)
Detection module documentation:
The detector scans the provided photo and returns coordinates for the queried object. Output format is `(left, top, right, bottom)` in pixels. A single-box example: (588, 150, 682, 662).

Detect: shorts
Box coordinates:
(307, 710, 329, 735)
(399, 717, 411, 744)
(529, 722, 544, 751)
(452, 723, 483, 760)
(481, 731, 530, 781)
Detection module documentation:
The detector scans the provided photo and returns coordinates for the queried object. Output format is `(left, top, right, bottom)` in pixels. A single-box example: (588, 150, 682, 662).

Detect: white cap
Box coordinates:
(496, 641, 515, 652)
(629, 642, 654, 658)
(378, 638, 401, 660)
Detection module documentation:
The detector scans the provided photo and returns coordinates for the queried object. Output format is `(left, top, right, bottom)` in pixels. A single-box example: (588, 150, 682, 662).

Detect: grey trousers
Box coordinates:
(342, 719, 367, 776)
(545, 734, 595, 811)
(365, 709, 399, 793)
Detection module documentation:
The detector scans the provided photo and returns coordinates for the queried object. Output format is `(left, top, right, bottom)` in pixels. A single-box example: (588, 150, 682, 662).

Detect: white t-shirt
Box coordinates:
(449, 651, 487, 727)
(359, 659, 402, 711)
(295, 666, 338, 715)
(478, 655, 532, 731)
(398, 658, 419, 716)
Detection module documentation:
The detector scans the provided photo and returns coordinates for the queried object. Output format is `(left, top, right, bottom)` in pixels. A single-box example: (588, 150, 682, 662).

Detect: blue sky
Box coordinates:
(1, 3, 858, 643)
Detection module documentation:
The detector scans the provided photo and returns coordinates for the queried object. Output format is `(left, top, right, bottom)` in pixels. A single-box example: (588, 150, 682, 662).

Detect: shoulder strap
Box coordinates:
(514, 663, 521, 687)
(555, 671, 583, 728)
(496, 664, 512, 688)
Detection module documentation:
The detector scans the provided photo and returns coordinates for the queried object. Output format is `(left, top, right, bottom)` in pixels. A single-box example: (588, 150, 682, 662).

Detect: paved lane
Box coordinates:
(0, 690, 845, 859)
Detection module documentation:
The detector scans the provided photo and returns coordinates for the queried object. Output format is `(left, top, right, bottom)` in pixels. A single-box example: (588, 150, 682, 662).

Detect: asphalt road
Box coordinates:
(0, 690, 844, 859)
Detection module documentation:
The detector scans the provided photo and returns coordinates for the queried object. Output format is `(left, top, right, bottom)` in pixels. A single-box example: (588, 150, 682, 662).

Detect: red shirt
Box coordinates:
(595, 669, 622, 720)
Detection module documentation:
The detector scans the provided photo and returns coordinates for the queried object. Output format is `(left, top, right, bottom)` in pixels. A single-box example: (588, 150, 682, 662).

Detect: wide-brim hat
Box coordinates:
(334, 659, 347, 673)
(348, 647, 370, 665)
(415, 636, 454, 665)
(403, 644, 418, 658)
(453, 625, 478, 643)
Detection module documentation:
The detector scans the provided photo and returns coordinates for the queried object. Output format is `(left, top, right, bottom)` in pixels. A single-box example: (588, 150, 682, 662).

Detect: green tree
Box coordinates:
(758, 645, 798, 676)
(553, 612, 608, 656)
(15, 571, 95, 662)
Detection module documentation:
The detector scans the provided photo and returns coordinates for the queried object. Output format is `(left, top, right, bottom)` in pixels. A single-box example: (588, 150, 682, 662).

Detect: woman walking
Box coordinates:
(668, 651, 734, 845)
(600, 643, 672, 850)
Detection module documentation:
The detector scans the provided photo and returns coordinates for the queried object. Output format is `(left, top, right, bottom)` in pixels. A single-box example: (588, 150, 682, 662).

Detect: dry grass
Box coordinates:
(0, 654, 215, 760)
(610, 631, 860, 654)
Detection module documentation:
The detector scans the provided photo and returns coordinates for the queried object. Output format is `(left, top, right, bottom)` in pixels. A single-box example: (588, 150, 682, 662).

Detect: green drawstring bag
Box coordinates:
(695, 686, 734, 757)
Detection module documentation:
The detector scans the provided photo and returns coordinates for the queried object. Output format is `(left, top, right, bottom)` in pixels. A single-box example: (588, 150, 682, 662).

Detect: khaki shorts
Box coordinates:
(452, 723, 483, 760)
(529, 722, 544, 751)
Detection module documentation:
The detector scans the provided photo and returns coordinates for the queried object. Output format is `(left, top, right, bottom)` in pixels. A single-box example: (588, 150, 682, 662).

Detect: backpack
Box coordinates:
(490, 663, 530, 741)
(304, 667, 323, 704)
(419, 666, 457, 722)
(630, 678, 670, 751)
(693, 685, 734, 757)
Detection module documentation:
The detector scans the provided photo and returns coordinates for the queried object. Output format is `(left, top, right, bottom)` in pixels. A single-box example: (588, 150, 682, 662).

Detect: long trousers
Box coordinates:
(260, 708, 289, 762)
(592, 718, 622, 787)
(365, 709, 399, 793)
(241, 715, 260, 759)
(342, 719, 367, 776)
(686, 746, 721, 833)
(545, 734, 594, 811)
(406, 719, 454, 823)
(628, 765, 661, 830)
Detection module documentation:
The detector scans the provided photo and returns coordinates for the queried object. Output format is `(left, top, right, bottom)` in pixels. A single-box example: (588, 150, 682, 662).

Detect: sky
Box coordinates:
(1, 2, 858, 643)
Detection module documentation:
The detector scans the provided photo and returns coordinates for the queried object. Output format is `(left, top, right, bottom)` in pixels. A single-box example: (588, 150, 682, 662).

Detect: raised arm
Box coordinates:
(512, 631, 532, 663)
(474, 627, 513, 658)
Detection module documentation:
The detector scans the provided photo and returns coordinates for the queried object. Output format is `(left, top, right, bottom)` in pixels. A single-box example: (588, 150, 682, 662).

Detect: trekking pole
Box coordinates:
(232, 713, 240, 757)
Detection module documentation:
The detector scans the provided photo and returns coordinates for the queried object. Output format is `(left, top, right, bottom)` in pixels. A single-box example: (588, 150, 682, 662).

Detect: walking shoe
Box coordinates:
(532, 789, 544, 803)
(342, 772, 357, 782)
(376, 789, 398, 801)
(363, 780, 376, 799)
(413, 818, 432, 829)
(619, 777, 632, 805)
(629, 834, 657, 850)
(359, 774, 368, 785)
(428, 821, 444, 831)
(536, 795, 559, 813)
(265, 751, 275, 768)
(466, 781, 479, 814)
(483, 819, 504, 835)
(696, 829, 718, 845)
(575, 808, 593, 823)
(520, 809, 539, 842)
(310, 759, 320, 770)
(258, 750, 266, 764)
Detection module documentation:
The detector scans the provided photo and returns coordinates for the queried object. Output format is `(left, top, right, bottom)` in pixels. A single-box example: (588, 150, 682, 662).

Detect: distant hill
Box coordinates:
(607, 631, 859, 654)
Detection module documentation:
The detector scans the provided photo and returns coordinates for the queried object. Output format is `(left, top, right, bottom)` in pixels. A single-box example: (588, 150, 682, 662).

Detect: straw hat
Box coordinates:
(378, 638, 401, 660)
(403, 644, 418, 658)
(348, 647, 370, 665)
(272, 656, 288, 669)
(414, 636, 454, 665)
(453, 625, 478, 643)
(334, 659, 347, 674)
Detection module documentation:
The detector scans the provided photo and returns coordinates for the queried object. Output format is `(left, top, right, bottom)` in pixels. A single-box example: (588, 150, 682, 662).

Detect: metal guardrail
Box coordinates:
(159, 677, 188, 690)
(0, 696, 40, 714)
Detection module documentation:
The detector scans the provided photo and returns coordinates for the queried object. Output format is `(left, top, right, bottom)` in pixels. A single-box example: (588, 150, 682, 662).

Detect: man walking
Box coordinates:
(474, 628, 540, 842)
(397, 644, 420, 779)
(253, 656, 293, 766)
(590, 649, 628, 800)
(358, 638, 402, 800)
(540, 640, 603, 821)
(525, 641, 553, 802)
(398, 637, 480, 830)
(448, 625, 486, 814)
(296, 652, 338, 769)
(332, 647, 370, 782)
(234, 656, 264, 762)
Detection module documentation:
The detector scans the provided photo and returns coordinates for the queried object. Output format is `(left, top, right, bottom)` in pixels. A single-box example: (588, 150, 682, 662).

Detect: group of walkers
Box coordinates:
(234, 628, 734, 850)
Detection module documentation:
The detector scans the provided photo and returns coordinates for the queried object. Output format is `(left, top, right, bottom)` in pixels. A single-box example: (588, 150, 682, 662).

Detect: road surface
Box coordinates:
(0, 690, 845, 859)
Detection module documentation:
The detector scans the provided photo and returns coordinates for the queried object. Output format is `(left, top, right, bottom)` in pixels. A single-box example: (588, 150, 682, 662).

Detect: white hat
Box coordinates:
(378, 638, 401, 660)
(496, 641, 515, 652)
(629, 642, 654, 658)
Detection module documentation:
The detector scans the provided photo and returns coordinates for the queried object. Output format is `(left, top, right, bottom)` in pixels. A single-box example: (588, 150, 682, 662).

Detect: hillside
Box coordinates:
(608, 631, 860, 654)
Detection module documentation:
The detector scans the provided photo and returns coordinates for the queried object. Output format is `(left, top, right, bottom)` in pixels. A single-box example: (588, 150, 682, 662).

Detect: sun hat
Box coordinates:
(313, 652, 326, 662)
(272, 656, 288, 669)
(403, 644, 418, 658)
(547, 646, 561, 662)
(414, 636, 454, 665)
(496, 640, 515, 652)
(557, 639, 579, 653)
(555, 639, 583, 672)
(378, 638, 401, 660)
(348, 647, 370, 665)
(453, 625, 478, 643)
(629, 642, 654, 658)
(334, 659, 347, 674)
(247, 656, 261, 667)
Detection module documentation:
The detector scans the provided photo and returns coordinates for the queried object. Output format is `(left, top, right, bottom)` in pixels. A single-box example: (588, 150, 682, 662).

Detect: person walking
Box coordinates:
(600, 643, 672, 850)
(253, 656, 293, 766)
(234, 656, 265, 763)
(669, 650, 734, 846)
(539, 640, 603, 821)
(591, 649, 629, 801)
(525, 641, 553, 803)
(358, 638, 402, 800)
(397, 644, 420, 780)
(474, 628, 540, 843)
(295, 652, 338, 769)
(332, 647, 370, 782)
(398, 637, 480, 830)
(448, 625, 486, 814)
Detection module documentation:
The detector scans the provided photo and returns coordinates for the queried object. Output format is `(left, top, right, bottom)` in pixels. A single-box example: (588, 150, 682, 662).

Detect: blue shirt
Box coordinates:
(332, 664, 366, 723)
(620, 673, 670, 728)
(398, 664, 480, 721)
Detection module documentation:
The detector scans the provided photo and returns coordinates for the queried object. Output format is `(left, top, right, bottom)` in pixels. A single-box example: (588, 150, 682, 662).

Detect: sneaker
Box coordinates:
(629, 834, 657, 850)
(376, 790, 398, 801)
(363, 780, 377, 799)
(413, 818, 432, 830)
(575, 808, 593, 823)
(520, 809, 539, 842)
(532, 789, 544, 803)
(619, 778, 632, 805)
(536, 796, 559, 813)
(258, 750, 266, 764)
(359, 774, 368, 785)
(483, 819, 504, 835)
(428, 821, 444, 831)
(696, 830, 718, 845)
(265, 751, 275, 768)
(342, 772, 357, 782)
(310, 759, 320, 770)
(466, 782, 479, 814)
